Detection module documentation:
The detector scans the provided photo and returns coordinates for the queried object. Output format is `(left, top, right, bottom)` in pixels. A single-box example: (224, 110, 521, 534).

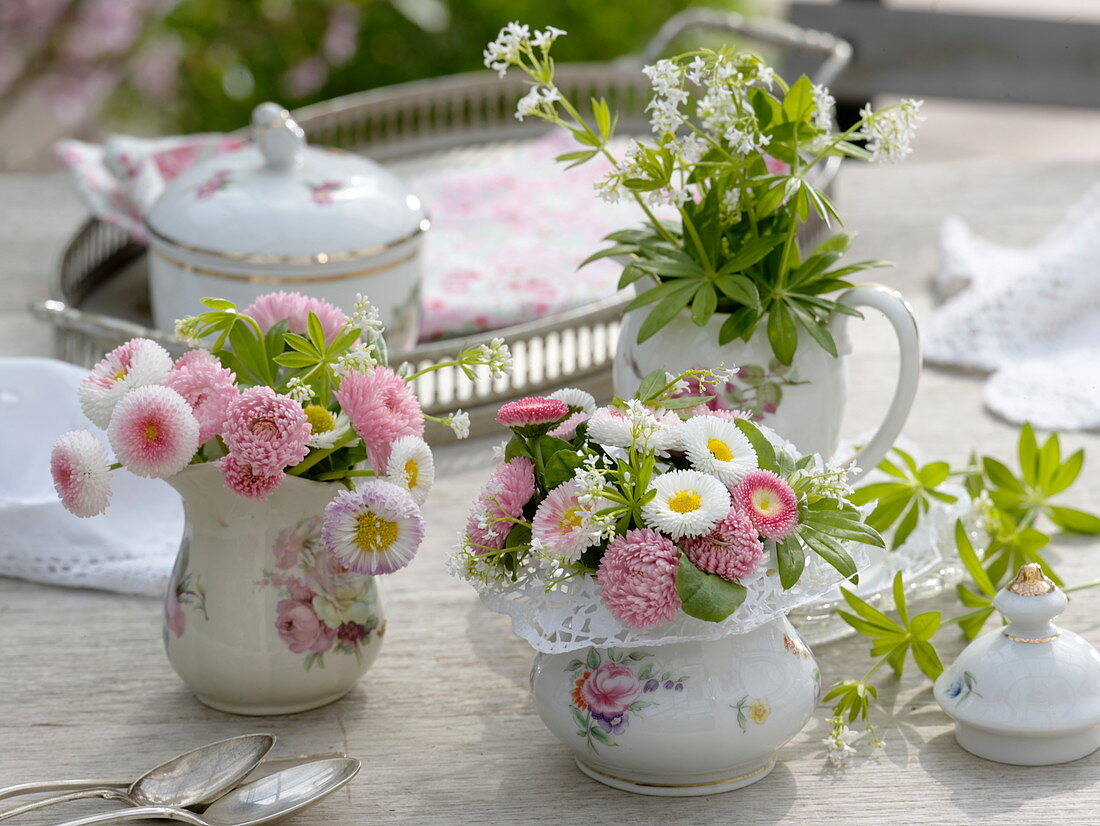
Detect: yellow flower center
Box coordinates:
(113, 369, 127, 381)
(668, 490, 702, 514)
(752, 490, 779, 515)
(304, 405, 335, 434)
(144, 423, 158, 441)
(354, 512, 398, 553)
(749, 701, 769, 724)
(707, 438, 733, 462)
(404, 459, 419, 489)
(560, 506, 583, 530)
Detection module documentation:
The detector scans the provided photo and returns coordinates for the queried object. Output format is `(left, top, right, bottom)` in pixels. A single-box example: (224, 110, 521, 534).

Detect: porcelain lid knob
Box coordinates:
(992, 563, 1067, 642)
(251, 102, 306, 169)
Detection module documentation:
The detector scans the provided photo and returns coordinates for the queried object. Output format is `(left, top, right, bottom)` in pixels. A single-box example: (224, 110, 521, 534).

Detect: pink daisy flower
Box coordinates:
(79, 337, 173, 428)
(597, 529, 682, 629)
(733, 470, 800, 540)
(495, 397, 569, 429)
(107, 385, 200, 478)
(680, 507, 765, 581)
(548, 411, 588, 441)
(465, 457, 536, 553)
(244, 291, 349, 345)
(222, 386, 312, 472)
(333, 367, 424, 471)
(50, 430, 112, 517)
(166, 350, 238, 443)
(531, 480, 603, 562)
(219, 453, 284, 501)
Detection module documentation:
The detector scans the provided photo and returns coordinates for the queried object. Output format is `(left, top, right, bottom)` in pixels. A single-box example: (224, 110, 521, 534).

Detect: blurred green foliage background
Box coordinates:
(119, 0, 740, 132)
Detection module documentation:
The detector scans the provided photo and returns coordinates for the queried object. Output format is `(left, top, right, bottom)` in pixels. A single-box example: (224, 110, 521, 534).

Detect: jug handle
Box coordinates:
(835, 285, 921, 479)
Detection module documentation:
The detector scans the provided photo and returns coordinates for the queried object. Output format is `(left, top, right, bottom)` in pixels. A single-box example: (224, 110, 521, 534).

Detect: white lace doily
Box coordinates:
(926, 183, 1100, 430)
(0, 358, 182, 597)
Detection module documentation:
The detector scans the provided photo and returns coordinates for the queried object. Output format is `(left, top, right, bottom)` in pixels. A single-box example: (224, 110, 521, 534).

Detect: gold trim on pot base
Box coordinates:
(574, 756, 776, 797)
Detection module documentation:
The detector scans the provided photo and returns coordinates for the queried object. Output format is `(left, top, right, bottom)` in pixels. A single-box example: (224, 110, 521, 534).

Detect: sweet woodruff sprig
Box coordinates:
(822, 424, 1100, 766)
(49, 290, 514, 579)
(452, 367, 884, 629)
(483, 22, 924, 365)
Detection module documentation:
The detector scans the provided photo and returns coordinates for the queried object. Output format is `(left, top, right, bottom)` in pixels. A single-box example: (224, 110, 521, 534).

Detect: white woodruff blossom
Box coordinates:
(482, 21, 530, 77)
(531, 25, 565, 50)
(351, 294, 384, 338)
(333, 341, 378, 377)
(284, 376, 314, 404)
(472, 337, 513, 378)
(444, 410, 471, 439)
(862, 99, 925, 163)
(515, 86, 561, 122)
(811, 84, 835, 133)
(174, 316, 202, 346)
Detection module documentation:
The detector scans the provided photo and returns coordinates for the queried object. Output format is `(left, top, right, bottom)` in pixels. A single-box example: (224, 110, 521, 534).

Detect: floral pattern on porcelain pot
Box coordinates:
(530, 617, 820, 796)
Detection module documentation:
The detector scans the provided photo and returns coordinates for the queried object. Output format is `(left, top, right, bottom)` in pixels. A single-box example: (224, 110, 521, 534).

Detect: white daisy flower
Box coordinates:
(321, 482, 425, 575)
(50, 430, 113, 517)
(79, 337, 173, 428)
(305, 406, 352, 449)
(641, 469, 731, 540)
(682, 415, 758, 486)
(549, 387, 597, 414)
(586, 406, 633, 448)
(384, 435, 435, 505)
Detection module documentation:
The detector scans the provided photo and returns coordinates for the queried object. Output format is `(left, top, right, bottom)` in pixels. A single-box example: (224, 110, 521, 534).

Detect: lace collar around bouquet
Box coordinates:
(450, 370, 884, 654)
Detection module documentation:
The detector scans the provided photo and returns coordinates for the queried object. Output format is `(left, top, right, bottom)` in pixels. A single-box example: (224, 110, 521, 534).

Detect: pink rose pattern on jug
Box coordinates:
(262, 515, 384, 671)
(566, 649, 687, 754)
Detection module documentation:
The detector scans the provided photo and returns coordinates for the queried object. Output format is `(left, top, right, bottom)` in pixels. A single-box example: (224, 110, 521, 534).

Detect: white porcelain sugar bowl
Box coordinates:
(934, 563, 1100, 765)
(145, 102, 428, 353)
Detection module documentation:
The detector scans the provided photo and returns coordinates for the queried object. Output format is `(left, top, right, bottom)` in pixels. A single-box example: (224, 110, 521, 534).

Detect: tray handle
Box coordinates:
(638, 8, 851, 87)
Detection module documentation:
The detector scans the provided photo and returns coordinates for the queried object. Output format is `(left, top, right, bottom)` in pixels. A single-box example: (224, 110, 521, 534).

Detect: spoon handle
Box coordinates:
(49, 806, 207, 826)
(0, 781, 129, 802)
(0, 789, 132, 822)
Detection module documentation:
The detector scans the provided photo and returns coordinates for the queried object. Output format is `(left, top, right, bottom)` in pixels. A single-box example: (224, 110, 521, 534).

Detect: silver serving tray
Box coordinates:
(30, 10, 849, 439)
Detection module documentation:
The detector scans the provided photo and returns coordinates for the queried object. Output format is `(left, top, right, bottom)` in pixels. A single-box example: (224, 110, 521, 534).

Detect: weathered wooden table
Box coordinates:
(2, 161, 1099, 824)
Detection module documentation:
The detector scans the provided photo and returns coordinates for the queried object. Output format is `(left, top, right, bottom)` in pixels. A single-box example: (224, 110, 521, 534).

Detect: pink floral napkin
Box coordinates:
(55, 129, 642, 343)
(55, 131, 646, 341)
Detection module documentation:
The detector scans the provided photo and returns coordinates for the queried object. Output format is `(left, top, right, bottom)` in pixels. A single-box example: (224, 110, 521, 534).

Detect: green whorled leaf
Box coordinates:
(636, 286, 698, 343)
(714, 275, 759, 307)
(908, 610, 941, 642)
(840, 587, 904, 634)
(849, 481, 907, 506)
(918, 461, 951, 488)
(749, 86, 779, 128)
(800, 278, 855, 296)
(1047, 449, 1084, 495)
(691, 283, 717, 326)
(718, 306, 760, 345)
(803, 511, 885, 547)
(200, 297, 237, 311)
(814, 232, 855, 256)
(911, 640, 944, 680)
(637, 369, 670, 401)
(1037, 431, 1062, 489)
(283, 332, 321, 357)
(885, 642, 910, 676)
(834, 140, 873, 160)
(892, 500, 922, 549)
(837, 610, 899, 640)
(959, 606, 996, 641)
(582, 244, 640, 268)
(536, 434, 575, 462)
(826, 260, 892, 279)
(892, 571, 910, 625)
(228, 321, 271, 385)
(955, 520, 996, 596)
(776, 535, 805, 589)
(798, 528, 859, 582)
(1018, 423, 1039, 487)
(781, 75, 816, 121)
(617, 263, 651, 290)
(1047, 505, 1100, 534)
(766, 301, 798, 365)
(754, 182, 788, 218)
(591, 97, 613, 140)
(661, 394, 714, 410)
(504, 523, 531, 550)
(983, 456, 1025, 493)
(957, 582, 992, 609)
(720, 235, 786, 273)
(735, 418, 777, 471)
(675, 556, 748, 622)
(306, 311, 327, 352)
(865, 489, 912, 533)
(273, 352, 317, 369)
(624, 278, 693, 312)
(788, 301, 838, 358)
(789, 251, 841, 287)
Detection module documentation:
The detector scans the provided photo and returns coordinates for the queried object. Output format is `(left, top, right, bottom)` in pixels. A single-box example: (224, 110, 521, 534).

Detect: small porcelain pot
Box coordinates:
(530, 617, 820, 796)
(145, 102, 427, 353)
(163, 463, 385, 715)
(614, 284, 920, 474)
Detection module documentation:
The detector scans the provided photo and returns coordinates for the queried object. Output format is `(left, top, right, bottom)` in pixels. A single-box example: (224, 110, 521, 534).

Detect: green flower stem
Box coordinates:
(1064, 579, 1100, 594)
(287, 430, 358, 476)
(312, 469, 376, 482)
(108, 462, 122, 471)
(406, 358, 465, 382)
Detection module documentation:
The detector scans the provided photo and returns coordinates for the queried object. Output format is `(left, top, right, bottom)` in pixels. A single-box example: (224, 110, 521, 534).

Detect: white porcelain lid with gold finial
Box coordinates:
(933, 563, 1100, 765)
(145, 102, 428, 263)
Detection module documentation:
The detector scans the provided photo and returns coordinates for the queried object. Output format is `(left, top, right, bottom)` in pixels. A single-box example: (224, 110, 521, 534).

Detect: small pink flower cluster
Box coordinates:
(218, 386, 313, 500)
(244, 291, 348, 345)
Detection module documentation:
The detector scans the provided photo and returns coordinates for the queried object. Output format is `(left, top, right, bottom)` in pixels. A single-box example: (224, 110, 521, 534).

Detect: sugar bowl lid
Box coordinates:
(934, 564, 1100, 765)
(145, 102, 428, 264)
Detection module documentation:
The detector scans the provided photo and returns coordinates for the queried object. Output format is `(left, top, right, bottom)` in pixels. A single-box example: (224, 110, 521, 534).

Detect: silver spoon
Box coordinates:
(47, 758, 361, 826)
(0, 734, 275, 821)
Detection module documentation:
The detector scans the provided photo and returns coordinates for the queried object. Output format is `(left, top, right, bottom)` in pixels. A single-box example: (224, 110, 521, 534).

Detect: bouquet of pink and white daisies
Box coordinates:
(50, 290, 512, 577)
(452, 369, 883, 629)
